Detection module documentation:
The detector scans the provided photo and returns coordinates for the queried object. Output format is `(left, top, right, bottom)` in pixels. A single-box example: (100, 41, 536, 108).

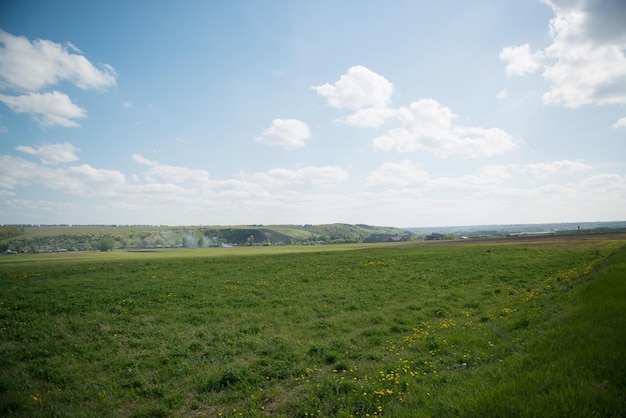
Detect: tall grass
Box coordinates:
(0, 239, 624, 417)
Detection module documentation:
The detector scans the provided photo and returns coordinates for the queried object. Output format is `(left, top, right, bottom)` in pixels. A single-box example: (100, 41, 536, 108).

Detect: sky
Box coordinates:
(0, 0, 625, 227)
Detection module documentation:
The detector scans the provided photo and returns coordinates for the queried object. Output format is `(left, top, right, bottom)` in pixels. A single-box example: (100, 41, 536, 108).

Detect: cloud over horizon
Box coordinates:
(16, 141, 80, 164)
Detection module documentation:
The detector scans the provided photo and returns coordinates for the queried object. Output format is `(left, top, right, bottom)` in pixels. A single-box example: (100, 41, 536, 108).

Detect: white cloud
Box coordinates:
(122, 100, 133, 108)
(496, 88, 508, 100)
(0, 91, 86, 127)
(0, 149, 353, 225)
(611, 116, 626, 128)
(1, 147, 625, 226)
(542, 4, 626, 107)
(519, 159, 593, 178)
(65, 164, 126, 195)
(367, 160, 510, 191)
(356, 158, 626, 225)
(255, 118, 312, 148)
(341, 107, 398, 128)
(366, 160, 429, 188)
(500, 44, 544, 76)
(16, 142, 80, 165)
(132, 154, 211, 186)
(312, 65, 393, 110)
(0, 155, 38, 189)
(580, 173, 626, 195)
(372, 99, 518, 158)
(501, 0, 626, 108)
(245, 166, 348, 190)
(312, 67, 516, 156)
(0, 154, 125, 196)
(0, 29, 116, 91)
(131, 155, 346, 198)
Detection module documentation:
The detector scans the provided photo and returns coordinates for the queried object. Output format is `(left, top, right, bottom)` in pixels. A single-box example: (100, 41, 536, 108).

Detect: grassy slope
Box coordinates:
(0, 239, 624, 417)
(461, 244, 626, 417)
(0, 224, 410, 249)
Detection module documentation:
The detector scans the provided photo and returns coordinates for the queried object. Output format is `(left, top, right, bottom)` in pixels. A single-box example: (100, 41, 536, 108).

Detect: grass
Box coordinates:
(462, 243, 626, 417)
(0, 238, 624, 417)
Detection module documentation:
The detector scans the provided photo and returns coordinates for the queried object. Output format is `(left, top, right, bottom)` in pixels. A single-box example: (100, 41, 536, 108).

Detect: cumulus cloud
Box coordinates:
(366, 160, 429, 188)
(358, 158, 626, 226)
(500, 44, 544, 76)
(372, 99, 518, 158)
(501, 0, 626, 108)
(0, 155, 38, 190)
(0, 30, 115, 128)
(16, 142, 80, 165)
(255, 118, 312, 148)
(0, 91, 86, 127)
(519, 159, 593, 178)
(611, 116, 626, 128)
(0, 154, 125, 196)
(47, 165, 125, 197)
(314, 67, 516, 155)
(132, 154, 211, 186)
(0, 29, 116, 91)
(312, 65, 393, 110)
(1, 146, 624, 226)
(367, 160, 510, 191)
(342, 107, 398, 128)
(245, 166, 348, 190)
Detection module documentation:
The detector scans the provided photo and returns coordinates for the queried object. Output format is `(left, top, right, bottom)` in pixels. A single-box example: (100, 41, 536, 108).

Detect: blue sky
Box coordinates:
(0, 0, 625, 227)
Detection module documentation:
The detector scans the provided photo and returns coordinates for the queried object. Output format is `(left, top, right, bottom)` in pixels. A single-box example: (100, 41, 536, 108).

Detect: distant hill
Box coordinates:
(406, 221, 626, 237)
(3, 221, 624, 253)
(196, 224, 411, 246)
(0, 224, 413, 253)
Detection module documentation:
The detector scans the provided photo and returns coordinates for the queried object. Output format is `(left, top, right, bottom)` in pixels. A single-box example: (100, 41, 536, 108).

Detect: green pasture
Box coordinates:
(0, 243, 374, 264)
(0, 238, 624, 417)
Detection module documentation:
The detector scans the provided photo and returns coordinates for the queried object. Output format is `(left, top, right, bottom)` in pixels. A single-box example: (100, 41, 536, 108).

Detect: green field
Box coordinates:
(1, 237, 625, 417)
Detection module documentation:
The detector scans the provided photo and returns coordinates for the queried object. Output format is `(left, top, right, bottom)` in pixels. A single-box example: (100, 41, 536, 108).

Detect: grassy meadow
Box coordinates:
(1, 237, 625, 417)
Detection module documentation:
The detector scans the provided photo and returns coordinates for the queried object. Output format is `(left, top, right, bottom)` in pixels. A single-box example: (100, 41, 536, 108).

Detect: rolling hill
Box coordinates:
(0, 224, 413, 252)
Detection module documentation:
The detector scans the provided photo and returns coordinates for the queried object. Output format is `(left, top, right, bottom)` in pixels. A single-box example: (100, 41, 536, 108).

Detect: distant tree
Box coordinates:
(247, 235, 255, 246)
(197, 238, 204, 248)
(0, 226, 24, 240)
(182, 235, 193, 248)
(98, 236, 115, 252)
